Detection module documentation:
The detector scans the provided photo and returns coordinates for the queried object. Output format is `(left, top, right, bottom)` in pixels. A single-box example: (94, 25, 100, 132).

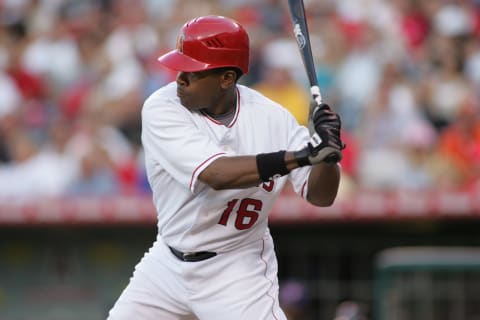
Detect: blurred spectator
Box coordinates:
(336, 129, 360, 199)
(306, 9, 346, 102)
(0, 127, 78, 198)
(421, 35, 472, 131)
(397, 0, 431, 55)
(253, 38, 310, 126)
(464, 35, 480, 88)
(64, 108, 138, 195)
(0, 71, 21, 120)
(436, 98, 480, 189)
(355, 62, 434, 190)
(397, 120, 440, 190)
(21, 13, 82, 94)
(334, 23, 383, 131)
(65, 141, 118, 196)
(432, 0, 472, 38)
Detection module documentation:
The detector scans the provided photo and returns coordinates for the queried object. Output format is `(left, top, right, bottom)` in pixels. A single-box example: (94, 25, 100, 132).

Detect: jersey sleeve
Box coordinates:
(283, 111, 313, 199)
(141, 95, 231, 193)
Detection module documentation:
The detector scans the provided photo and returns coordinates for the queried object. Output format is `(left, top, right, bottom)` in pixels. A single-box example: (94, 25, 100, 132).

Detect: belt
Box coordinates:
(168, 246, 217, 262)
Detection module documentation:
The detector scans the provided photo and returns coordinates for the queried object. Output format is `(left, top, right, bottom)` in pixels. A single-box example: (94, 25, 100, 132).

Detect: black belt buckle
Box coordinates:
(169, 246, 217, 262)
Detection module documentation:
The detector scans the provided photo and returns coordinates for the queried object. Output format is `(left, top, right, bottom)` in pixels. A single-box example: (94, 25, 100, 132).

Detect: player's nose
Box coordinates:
(176, 72, 188, 86)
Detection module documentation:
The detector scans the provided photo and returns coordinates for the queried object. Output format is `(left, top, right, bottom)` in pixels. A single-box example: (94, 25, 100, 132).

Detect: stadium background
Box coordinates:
(0, 0, 480, 319)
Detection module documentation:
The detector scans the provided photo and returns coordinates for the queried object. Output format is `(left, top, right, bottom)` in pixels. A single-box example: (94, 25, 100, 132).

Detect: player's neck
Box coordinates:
(202, 89, 237, 117)
(205, 107, 236, 125)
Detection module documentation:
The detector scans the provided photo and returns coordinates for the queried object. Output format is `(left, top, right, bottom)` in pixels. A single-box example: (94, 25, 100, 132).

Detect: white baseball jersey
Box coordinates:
(141, 82, 312, 253)
(108, 82, 315, 320)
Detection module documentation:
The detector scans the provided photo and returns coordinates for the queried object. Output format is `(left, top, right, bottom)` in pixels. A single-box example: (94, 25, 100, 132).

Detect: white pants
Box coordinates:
(107, 230, 287, 320)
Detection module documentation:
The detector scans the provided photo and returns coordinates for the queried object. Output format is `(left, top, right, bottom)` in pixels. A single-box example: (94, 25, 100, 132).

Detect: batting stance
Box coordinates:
(107, 15, 344, 320)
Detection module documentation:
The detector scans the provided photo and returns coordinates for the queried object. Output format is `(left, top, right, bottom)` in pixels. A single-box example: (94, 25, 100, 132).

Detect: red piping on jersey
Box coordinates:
(300, 180, 307, 198)
(190, 152, 227, 191)
(260, 239, 280, 320)
(228, 87, 240, 127)
(200, 87, 240, 128)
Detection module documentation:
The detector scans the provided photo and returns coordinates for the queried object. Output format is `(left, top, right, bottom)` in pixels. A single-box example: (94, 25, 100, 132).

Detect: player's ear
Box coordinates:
(220, 70, 237, 89)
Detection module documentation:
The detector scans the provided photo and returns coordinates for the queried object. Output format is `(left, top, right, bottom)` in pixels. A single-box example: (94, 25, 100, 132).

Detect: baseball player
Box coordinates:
(107, 15, 344, 320)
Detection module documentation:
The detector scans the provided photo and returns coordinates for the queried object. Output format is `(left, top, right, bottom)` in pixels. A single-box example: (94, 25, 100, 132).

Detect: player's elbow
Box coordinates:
(199, 169, 231, 190)
(207, 180, 230, 190)
(306, 192, 338, 207)
(306, 164, 341, 206)
(308, 198, 336, 207)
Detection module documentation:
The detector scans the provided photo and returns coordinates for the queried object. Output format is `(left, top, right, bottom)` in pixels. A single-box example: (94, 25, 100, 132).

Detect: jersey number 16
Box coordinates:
(217, 198, 262, 230)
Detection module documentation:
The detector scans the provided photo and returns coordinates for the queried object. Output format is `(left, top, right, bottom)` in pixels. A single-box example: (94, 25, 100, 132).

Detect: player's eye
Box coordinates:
(190, 71, 204, 80)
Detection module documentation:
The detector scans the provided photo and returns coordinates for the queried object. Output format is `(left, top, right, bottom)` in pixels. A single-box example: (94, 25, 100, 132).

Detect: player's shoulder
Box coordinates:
(141, 82, 185, 124)
(239, 85, 278, 107)
(142, 82, 192, 126)
(143, 81, 178, 112)
(237, 84, 294, 116)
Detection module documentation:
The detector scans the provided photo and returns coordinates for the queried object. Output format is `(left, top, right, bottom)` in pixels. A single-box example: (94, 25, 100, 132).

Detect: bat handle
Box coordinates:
(310, 85, 322, 105)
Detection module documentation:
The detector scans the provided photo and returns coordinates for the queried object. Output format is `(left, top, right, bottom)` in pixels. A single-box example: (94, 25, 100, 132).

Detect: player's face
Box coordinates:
(175, 70, 226, 111)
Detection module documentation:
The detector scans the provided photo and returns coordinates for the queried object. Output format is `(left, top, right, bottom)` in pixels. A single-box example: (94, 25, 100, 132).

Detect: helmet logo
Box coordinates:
(203, 37, 224, 48)
(177, 33, 185, 52)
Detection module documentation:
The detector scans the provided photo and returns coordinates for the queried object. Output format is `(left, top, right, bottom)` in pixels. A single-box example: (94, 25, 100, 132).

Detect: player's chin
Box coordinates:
(178, 95, 190, 107)
(179, 97, 199, 111)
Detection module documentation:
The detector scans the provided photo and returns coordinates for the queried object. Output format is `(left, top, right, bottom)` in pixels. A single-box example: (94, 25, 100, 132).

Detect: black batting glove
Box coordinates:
(295, 103, 345, 165)
(312, 103, 344, 150)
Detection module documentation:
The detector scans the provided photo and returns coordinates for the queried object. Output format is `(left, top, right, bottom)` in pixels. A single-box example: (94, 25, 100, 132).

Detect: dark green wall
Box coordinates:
(1, 219, 479, 320)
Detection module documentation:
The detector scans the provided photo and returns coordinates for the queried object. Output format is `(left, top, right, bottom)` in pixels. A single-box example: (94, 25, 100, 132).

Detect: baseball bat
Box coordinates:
(288, 0, 342, 162)
(287, 0, 323, 106)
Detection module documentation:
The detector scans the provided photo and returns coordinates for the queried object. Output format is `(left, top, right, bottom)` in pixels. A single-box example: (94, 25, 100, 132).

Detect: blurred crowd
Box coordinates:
(0, 0, 479, 199)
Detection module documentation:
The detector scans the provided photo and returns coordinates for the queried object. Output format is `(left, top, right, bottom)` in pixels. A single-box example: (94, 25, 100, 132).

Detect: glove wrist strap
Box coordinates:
(293, 147, 311, 167)
(256, 151, 290, 182)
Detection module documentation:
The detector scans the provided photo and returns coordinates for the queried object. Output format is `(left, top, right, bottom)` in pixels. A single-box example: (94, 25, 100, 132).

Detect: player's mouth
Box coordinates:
(176, 88, 184, 98)
(177, 89, 185, 101)
(177, 89, 191, 108)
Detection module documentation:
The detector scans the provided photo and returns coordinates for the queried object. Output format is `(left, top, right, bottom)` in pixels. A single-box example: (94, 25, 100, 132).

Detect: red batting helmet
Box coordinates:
(158, 15, 249, 74)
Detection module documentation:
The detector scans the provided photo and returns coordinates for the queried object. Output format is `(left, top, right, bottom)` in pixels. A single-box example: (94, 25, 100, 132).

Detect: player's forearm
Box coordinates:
(306, 162, 340, 206)
(198, 156, 264, 189)
(198, 152, 301, 190)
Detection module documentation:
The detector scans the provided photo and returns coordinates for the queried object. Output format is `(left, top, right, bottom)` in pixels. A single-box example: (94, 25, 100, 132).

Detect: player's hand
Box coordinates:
(312, 102, 344, 147)
(295, 103, 345, 165)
